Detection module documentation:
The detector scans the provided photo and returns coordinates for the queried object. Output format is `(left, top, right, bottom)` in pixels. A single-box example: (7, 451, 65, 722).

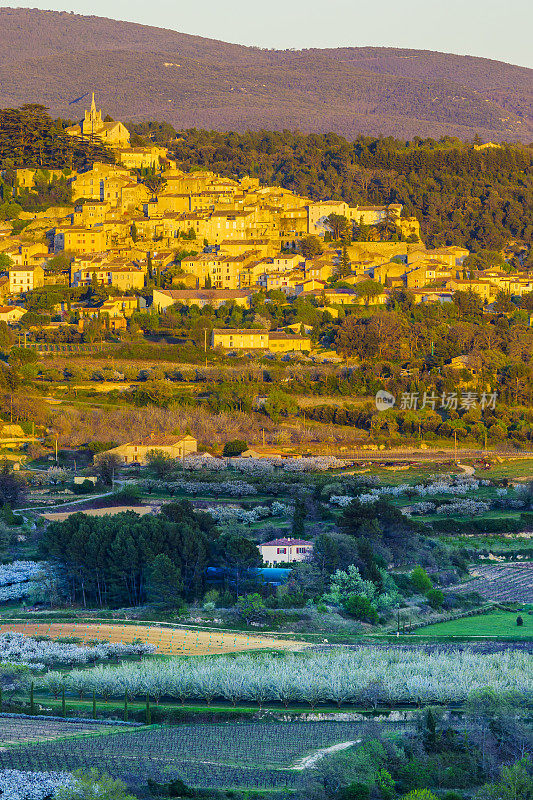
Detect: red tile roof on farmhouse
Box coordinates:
(261, 538, 313, 547)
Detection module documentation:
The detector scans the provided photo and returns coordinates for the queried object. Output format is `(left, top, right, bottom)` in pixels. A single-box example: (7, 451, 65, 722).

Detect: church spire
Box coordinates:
(83, 92, 102, 137)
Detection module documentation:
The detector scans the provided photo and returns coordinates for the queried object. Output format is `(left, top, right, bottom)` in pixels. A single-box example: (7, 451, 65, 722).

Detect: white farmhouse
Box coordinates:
(258, 537, 313, 566)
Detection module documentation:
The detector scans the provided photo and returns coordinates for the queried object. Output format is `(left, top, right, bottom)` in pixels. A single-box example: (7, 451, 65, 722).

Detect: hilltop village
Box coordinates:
(0, 95, 531, 800)
(1, 97, 531, 353)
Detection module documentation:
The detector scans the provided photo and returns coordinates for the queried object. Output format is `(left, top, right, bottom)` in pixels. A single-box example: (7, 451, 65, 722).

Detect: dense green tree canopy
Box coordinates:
(0, 105, 114, 170)
(163, 129, 533, 250)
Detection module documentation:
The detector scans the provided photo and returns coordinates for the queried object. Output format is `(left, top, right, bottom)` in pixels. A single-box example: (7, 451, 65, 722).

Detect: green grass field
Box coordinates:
(439, 534, 533, 552)
(412, 611, 532, 639)
(422, 509, 523, 523)
(476, 459, 533, 482)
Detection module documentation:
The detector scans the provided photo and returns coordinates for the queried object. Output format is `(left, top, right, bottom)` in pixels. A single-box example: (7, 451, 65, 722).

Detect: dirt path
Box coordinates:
(457, 463, 475, 476)
(0, 621, 305, 656)
(18, 492, 114, 514)
(292, 740, 360, 770)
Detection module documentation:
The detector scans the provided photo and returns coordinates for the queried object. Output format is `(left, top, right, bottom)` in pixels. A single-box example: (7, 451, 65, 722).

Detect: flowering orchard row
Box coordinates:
(0, 632, 154, 669)
(38, 648, 532, 707)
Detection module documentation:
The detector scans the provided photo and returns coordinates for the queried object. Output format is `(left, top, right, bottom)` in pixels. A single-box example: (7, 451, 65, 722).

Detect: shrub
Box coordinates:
(95, 453, 121, 486)
(411, 566, 433, 594)
(340, 783, 371, 800)
(71, 479, 95, 495)
(392, 573, 414, 596)
(426, 589, 445, 609)
(146, 450, 175, 478)
(86, 441, 118, 455)
(147, 778, 195, 797)
(401, 792, 439, 800)
(235, 593, 267, 625)
(56, 768, 135, 800)
(113, 486, 142, 504)
(517, 616, 524, 626)
(377, 769, 396, 800)
(343, 593, 379, 624)
(1, 505, 23, 526)
(223, 440, 248, 457)
(267, 609, 287, 628)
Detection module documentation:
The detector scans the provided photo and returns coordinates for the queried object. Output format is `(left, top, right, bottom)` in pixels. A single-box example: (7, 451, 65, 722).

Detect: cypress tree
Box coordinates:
(424, 707, 437, 752)
(146, 693, 151, 725)
(291, 498, 307, 538)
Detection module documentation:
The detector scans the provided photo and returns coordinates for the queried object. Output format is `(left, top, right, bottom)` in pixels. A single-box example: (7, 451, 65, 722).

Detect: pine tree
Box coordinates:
(147, 553, 183, 608)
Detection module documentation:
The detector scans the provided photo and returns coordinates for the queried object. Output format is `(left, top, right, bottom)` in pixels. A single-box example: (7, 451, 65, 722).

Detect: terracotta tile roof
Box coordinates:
(260, 538, 313, 547)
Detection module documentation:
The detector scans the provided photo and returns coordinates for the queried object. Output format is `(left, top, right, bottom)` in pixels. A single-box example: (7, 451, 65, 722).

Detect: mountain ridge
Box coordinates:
(0, 8, 531, 142)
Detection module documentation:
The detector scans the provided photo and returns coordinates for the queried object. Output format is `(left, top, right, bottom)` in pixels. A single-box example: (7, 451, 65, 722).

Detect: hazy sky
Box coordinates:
(3, 0, 532, 69)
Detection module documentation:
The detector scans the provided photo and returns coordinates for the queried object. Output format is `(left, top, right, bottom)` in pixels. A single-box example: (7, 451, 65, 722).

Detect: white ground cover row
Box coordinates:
(0, 770, 71, 800)
(0, 632, 154, 668)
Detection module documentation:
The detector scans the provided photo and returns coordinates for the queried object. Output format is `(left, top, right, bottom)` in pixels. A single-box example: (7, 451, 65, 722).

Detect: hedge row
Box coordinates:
(431, 512, 533, 535)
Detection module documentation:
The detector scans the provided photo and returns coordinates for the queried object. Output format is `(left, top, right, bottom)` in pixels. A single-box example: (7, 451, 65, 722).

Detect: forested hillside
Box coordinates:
(0, 8, 531, 142)
(166, 130, 533, 251)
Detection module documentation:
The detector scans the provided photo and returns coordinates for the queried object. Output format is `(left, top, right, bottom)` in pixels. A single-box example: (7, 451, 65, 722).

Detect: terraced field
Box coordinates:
(450, 563, 533, 603)
(0, 621, 303, 656)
